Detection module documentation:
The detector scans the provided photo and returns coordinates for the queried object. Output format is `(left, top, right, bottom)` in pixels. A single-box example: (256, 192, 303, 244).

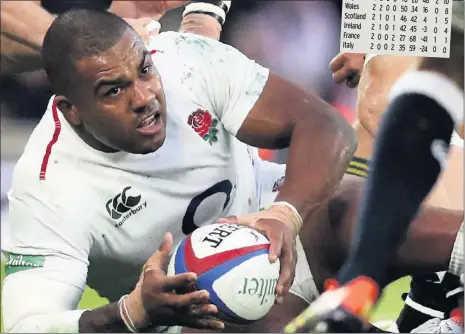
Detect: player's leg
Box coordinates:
(395, 272, 463, 333)
(284, 176, 464, 332)
(397, 140, 464, 332)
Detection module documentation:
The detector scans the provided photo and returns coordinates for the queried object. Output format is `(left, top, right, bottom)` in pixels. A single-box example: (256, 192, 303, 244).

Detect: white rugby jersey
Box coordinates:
(2, 32, 269, 304)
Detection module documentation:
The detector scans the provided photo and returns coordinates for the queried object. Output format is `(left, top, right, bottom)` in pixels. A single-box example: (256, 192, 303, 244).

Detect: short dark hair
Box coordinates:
(42, 9, 133, 96)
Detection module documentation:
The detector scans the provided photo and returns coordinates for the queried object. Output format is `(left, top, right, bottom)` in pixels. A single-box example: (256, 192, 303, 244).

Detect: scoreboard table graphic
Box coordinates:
(340, 0, 454, 58)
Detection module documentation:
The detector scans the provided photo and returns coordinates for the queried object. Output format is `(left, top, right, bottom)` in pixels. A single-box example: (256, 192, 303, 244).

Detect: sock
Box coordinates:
(396, 273, 463, 332)
(338, 71, 462, 289)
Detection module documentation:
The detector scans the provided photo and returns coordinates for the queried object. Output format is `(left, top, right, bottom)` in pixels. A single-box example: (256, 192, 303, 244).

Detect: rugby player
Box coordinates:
(1, 5, 357, 333)
(288, 1, 464, 332)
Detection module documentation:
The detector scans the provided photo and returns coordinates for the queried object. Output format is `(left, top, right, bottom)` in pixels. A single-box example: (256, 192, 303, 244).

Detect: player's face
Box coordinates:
(71, 31, 167, 154)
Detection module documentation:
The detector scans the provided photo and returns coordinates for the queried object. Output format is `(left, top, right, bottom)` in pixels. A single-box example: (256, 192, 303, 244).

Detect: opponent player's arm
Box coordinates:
(1, 0, 113, 74)
(179, 1, 230, 40)
(0, 1, 54, 74)
(356, 55, 418, 137)
(328, 179, 464, 280)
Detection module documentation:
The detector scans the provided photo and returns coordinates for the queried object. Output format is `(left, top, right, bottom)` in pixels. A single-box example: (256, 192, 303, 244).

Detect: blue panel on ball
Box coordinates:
(197, 249, 269, 321)
(174, 237, 188, 275)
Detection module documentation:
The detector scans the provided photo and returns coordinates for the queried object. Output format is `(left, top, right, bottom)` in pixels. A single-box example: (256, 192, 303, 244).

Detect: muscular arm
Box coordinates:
(356, 55, 418, 136)
(179, 13, 222, 40)
(1, 1, 222, 75)
(333, 178, 463, 276)
(110, 1, 222, 40)
(0, 1, 54, 74)
(238, 73, 357, 221)
(303, 176, 463, 291)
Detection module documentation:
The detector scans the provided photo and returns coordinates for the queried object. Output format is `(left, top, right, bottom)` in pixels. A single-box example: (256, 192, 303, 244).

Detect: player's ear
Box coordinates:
(54, 95, 81, 126)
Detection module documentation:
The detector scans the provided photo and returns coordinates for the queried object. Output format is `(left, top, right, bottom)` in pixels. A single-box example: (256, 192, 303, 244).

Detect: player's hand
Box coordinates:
(126, 1, 188, 18)
(217, 212, 298, 304)
(124, 18, 161, 44)
(125, 233, 225, 331)
(329, 53, 366, 88)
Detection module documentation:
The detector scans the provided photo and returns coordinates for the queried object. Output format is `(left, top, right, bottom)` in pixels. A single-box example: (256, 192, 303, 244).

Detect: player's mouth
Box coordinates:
(136, 111, 163, 136)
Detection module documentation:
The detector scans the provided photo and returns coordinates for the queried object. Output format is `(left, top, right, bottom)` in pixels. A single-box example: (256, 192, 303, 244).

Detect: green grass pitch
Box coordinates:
(0, 263, 410, 332)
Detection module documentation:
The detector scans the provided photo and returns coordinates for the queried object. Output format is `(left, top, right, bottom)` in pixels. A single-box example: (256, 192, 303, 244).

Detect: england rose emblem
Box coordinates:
(188, 109, 219, 144)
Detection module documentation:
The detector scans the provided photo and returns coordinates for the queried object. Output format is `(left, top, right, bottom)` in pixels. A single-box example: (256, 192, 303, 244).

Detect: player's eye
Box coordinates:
(105, 87, 122, 97)
(141, 65, 151, 75)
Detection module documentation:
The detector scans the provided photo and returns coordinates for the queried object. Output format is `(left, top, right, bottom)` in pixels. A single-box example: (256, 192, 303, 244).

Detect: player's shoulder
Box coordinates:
(21, 96, 56, 145)
(13, 162, 96, 208)
(12, 143, 101, 221)
(149, 31, 246, 65)
(150, 31, 235, 52)
(18, 96, 70, 163)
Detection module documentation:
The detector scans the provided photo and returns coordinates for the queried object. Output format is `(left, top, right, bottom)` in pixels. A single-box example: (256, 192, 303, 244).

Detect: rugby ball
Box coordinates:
(167, 223, 280, 323)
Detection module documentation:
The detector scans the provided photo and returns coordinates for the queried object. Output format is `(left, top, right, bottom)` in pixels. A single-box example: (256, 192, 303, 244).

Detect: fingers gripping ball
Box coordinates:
(168, 223, 280, 323)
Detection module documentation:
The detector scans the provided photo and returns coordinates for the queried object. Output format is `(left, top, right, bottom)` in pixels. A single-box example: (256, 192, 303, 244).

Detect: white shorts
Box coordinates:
(253, 156, 319, 305)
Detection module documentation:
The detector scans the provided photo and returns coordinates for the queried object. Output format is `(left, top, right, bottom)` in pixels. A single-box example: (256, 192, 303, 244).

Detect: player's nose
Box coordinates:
(130, 79, 157, 112)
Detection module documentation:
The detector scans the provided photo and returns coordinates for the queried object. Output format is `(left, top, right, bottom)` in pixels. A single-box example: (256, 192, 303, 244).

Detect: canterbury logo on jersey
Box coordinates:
(106, 186, 147, 227)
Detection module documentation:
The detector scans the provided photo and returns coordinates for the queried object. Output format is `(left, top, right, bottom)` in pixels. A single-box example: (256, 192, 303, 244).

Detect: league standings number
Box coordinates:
(341, 0, 452, 57)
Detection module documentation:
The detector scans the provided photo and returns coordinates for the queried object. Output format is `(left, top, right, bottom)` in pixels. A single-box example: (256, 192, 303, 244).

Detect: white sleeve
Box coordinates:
(157, 32, 270, 136)
(2, 162, 93, 332)
(2, 270, 86, 333)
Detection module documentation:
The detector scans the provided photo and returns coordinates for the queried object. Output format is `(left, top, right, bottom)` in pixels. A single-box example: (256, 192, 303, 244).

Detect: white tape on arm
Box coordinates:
(183, 3, 226, 24)
(389, 71, 464, 125)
